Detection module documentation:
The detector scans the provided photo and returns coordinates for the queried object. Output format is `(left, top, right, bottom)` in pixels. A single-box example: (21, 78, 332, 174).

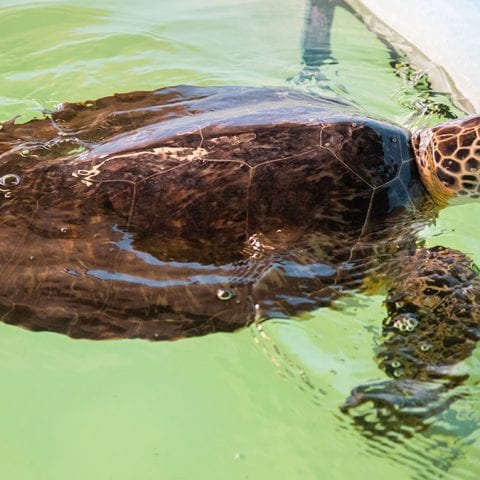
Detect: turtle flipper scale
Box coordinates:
(343, 246, 480, 431)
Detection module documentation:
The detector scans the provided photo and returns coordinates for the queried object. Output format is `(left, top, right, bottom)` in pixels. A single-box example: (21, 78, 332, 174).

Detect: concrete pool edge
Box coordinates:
(348, 0, 477, 114)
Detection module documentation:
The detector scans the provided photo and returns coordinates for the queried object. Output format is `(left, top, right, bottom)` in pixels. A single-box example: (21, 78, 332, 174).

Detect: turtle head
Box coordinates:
(412, 115, 480, 206)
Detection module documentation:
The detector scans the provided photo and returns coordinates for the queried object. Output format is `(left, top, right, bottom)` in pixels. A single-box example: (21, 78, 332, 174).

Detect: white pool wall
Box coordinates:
(358, 0, 480, 112)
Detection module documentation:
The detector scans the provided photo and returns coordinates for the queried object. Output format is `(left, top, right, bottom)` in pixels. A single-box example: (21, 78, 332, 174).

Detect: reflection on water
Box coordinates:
(253, 302, 480, 479)
(0, 0, 479, 479)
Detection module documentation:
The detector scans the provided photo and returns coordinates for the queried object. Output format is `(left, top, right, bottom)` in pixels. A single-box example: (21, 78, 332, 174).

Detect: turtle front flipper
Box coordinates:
(301, 0, 338, 70)
(292, 0, 347, 88)
(294, 0, 402, 89)
(342, 246, 480, 432)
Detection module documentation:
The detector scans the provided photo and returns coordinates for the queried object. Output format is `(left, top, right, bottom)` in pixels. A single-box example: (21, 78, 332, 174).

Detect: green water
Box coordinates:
(1, 0, 480, 478)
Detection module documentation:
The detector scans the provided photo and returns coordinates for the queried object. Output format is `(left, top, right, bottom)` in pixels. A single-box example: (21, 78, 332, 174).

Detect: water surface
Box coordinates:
(0, 1, 479, 479)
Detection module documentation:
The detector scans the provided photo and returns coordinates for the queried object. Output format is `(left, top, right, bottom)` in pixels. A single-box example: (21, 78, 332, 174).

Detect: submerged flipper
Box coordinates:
(302, 0, 339, 69)
(297, 0, 466, 120)
(381, 247, 480, 381)
(296, 0, 404, 83)
(343, 246, 480, 432)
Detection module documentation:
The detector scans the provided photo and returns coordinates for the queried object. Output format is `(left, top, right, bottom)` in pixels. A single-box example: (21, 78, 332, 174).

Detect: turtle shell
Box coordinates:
(0, 86, 428, 340)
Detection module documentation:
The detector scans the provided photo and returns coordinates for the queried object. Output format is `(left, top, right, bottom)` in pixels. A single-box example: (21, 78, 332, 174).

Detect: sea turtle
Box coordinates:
(1, 86, 479, 361)
(0, 0, 479, 422)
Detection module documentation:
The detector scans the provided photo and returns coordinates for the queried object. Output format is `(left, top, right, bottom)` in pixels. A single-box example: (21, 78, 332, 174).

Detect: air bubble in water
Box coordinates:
(0, 173, 21, 187)
(392, 313, 418, 332)
(216, 288, 234, 301)
(419, 342, 432, 352)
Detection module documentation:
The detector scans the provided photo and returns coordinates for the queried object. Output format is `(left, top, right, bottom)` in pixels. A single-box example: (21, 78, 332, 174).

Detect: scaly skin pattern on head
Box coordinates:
(412, 115, 480, 206)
